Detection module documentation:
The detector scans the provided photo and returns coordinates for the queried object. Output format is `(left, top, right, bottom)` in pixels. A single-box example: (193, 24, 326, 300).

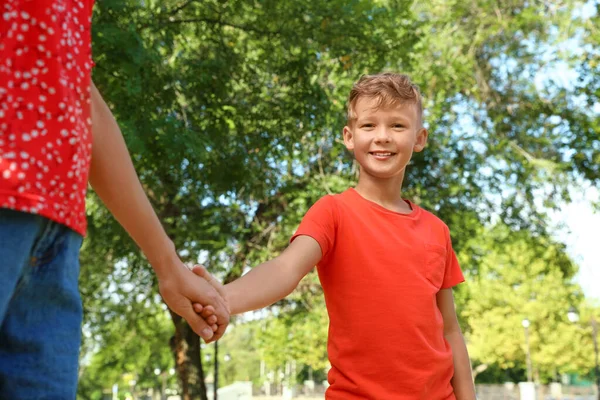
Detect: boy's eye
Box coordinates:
(361, 123, 375, 128)
(393, 124, 405, 129)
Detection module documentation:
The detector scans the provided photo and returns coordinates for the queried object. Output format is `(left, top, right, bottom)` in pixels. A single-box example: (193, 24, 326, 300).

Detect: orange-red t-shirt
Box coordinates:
(291, 188, 465, 400)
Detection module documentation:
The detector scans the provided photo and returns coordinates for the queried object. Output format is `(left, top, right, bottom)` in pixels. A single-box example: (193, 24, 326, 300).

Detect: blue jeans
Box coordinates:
(0, 209, 83, 399)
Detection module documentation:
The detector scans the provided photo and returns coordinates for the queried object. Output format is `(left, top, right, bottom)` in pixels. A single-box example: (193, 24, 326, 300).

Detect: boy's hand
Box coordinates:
(191, 265, 230, 322)
(156, 260, 229, 342)
(192, 304, 218, 331)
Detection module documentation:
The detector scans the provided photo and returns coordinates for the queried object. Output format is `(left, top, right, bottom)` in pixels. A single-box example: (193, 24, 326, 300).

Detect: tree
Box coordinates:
(87, 0, 418, 396)
(460, 224, 592, 383)
(82, 0, 599, 396)
(258, 272, 329, 373)
(77, 294, 177, 399)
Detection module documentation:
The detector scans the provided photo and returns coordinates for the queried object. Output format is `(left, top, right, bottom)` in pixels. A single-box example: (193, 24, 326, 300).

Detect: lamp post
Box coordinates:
(214, 340, 219, 400)
(522, 318, 533, 383)
(567, 307, 599, 400)
(205, 352, 215, 400)
(207, 344, 229, 400)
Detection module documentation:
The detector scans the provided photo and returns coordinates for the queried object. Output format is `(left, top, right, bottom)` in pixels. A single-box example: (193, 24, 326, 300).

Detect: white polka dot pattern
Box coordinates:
(0, 0, 95, 236)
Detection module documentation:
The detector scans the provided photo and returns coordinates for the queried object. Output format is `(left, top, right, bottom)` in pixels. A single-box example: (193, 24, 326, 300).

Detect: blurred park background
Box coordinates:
(78, 0, 599, 399)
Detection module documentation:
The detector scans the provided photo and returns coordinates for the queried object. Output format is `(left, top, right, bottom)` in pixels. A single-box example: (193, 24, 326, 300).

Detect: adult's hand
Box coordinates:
(156, 260, 229, 342)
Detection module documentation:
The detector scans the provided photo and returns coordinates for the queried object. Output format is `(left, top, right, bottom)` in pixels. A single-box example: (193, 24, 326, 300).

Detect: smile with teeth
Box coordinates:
(369, 151, 396, 159)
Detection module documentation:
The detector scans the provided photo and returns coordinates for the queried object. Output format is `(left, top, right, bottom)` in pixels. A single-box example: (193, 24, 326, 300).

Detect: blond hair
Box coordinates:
(346, 73, 423, 127)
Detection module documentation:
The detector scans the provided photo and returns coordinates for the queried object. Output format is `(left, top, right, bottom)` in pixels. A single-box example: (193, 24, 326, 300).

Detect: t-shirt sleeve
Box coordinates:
(290, 195, 337, 259)
(441, 228, 465, 289)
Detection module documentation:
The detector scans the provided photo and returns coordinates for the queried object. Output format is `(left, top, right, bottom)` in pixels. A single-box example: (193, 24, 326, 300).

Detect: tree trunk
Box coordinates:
(169, 311, 208, 400)
(156, 195, 208, 399)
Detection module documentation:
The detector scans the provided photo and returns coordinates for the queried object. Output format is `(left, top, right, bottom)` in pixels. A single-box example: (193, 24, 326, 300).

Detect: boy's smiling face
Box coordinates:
(343, 96, 428, 183)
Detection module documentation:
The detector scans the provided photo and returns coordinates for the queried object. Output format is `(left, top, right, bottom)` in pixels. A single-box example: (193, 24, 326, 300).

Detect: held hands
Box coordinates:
(189, 265, 230, 329)
(155, 260, 229, 343)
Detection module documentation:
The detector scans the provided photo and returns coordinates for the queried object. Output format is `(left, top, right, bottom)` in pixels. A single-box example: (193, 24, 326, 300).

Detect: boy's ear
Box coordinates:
(413, 128, 428, 152)
(343, 126, 354, 151)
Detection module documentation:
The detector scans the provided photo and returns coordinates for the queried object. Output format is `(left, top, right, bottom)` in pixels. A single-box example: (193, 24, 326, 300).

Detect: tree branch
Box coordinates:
(163, 17, 281, 37)
(165, 0, 199, 16)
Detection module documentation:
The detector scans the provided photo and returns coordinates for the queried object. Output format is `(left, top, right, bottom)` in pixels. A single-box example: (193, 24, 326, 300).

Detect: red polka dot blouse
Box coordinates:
(1, 0, 95, 236)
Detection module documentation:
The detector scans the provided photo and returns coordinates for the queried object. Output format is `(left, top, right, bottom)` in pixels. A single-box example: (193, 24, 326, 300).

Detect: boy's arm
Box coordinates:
(437, 288, 477, 400)
(88, 81, 228, 342)
(194, 235, 322, 315)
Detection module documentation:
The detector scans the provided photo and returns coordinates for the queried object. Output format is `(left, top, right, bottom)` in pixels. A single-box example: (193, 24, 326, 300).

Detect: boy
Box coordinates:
(194, 73, 476, 399)
(0, 1, 226, 397)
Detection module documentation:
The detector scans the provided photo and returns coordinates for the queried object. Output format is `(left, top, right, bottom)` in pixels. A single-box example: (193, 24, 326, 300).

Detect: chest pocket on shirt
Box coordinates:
(424, 243, 446, 288)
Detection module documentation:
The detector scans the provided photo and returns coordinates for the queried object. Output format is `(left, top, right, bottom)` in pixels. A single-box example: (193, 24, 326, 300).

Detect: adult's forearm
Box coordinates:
(446, 330, 477, 400)
(88, 82, 176, 276)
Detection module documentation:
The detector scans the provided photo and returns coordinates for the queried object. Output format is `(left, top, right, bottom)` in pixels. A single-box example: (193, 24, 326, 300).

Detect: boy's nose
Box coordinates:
(374, 128, 391, 143)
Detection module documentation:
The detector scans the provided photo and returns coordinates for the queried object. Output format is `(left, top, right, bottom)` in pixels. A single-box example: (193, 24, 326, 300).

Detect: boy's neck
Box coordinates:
(354, 173, 411, 213)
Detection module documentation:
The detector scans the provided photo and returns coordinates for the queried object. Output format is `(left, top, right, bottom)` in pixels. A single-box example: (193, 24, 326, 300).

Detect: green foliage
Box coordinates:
(78, 301, 176, 399)
(258, 272, 329, 372)
(460, 224, 594, 382)
(209, 321, 264, 386)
